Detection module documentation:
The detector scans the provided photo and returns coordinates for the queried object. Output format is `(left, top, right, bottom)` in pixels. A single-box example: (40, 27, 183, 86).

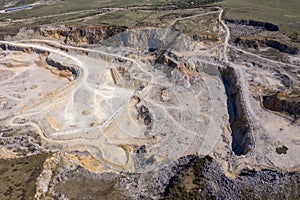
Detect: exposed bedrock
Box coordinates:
(234, 37, 299, 55)
(52, 155, 300, 199)
(275, 73, 293, 88)
(0, 43, 47, 54)
(263, 90, 300, 121)
(0, 42, 80, 80)
(100, 28, 196, 52)
(138, 105, 152, 126)
(45, 57, 80, 79)
(53, 155, 198, 199)
(155, 50, 179, 70)
(263, 40, 298, 54)
(220, 67, 254, 156)
(0, 44, 6, 50)
(164, 155, 300, 200)
(226, 19, 279, 32)
(39, 25, 128, 44)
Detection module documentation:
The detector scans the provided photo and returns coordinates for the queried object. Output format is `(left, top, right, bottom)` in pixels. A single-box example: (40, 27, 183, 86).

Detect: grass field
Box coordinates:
(0, 0, 219, 21)
(0, 0, 299, 37)
(217, 0, 300, 34)
(0, 0, 166, 13)
(0, 153, 49, 199)
(0, 0, 173, 23)
(69, 8, 208, 28)
(0, 0, 39, 9)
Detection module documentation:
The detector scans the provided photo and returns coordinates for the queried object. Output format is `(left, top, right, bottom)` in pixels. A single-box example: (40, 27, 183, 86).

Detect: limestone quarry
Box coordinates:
(0, 1, 299, 199)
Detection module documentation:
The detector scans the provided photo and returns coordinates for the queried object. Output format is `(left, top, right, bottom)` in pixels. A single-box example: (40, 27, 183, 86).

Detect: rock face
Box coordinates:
(52, 155, 300, 199)
(165, 156, 300, 200)
(39, 25, 128, 44)
(226, 19, 279, 32)
(263, 91, 300, 120)
(234, 37, 299, 55)
(155, 50, 179, 70)
(45, 57, 80, 80)
(220, 67, 253, 156)
(192, 34, 219, 42)
(264, 39, 299, 54)
(0, 44, 46, 54)
(1, 3, 300, 199)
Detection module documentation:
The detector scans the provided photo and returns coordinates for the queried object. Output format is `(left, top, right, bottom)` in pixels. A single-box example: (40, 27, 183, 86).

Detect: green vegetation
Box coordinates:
(174, 13, 219, 37)
(217, 0, 300, 34)
(1, 0, 300, 34)
(54, 168, 120, 199)
(1, 0, 166, 20)
(80, 10, 162, 28)
(0, 153, 49, 200)
(174, 0, 222, 8)
(0, 0, 173, 30)
(31, 10, 103, 26)
(276, 145, 288, 154)
(75, 8, 206, 28)
(0, 0, 40, 9)
(0, 1, 218, 38)
(0, 0, 219, 22)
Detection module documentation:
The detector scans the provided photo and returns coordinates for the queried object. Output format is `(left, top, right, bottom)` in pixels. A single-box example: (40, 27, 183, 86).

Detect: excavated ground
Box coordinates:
(0, 5, 299, 199)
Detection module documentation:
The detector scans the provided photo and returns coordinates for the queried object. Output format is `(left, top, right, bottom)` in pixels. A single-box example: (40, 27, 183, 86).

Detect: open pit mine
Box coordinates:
(0, 3, 299, 200)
